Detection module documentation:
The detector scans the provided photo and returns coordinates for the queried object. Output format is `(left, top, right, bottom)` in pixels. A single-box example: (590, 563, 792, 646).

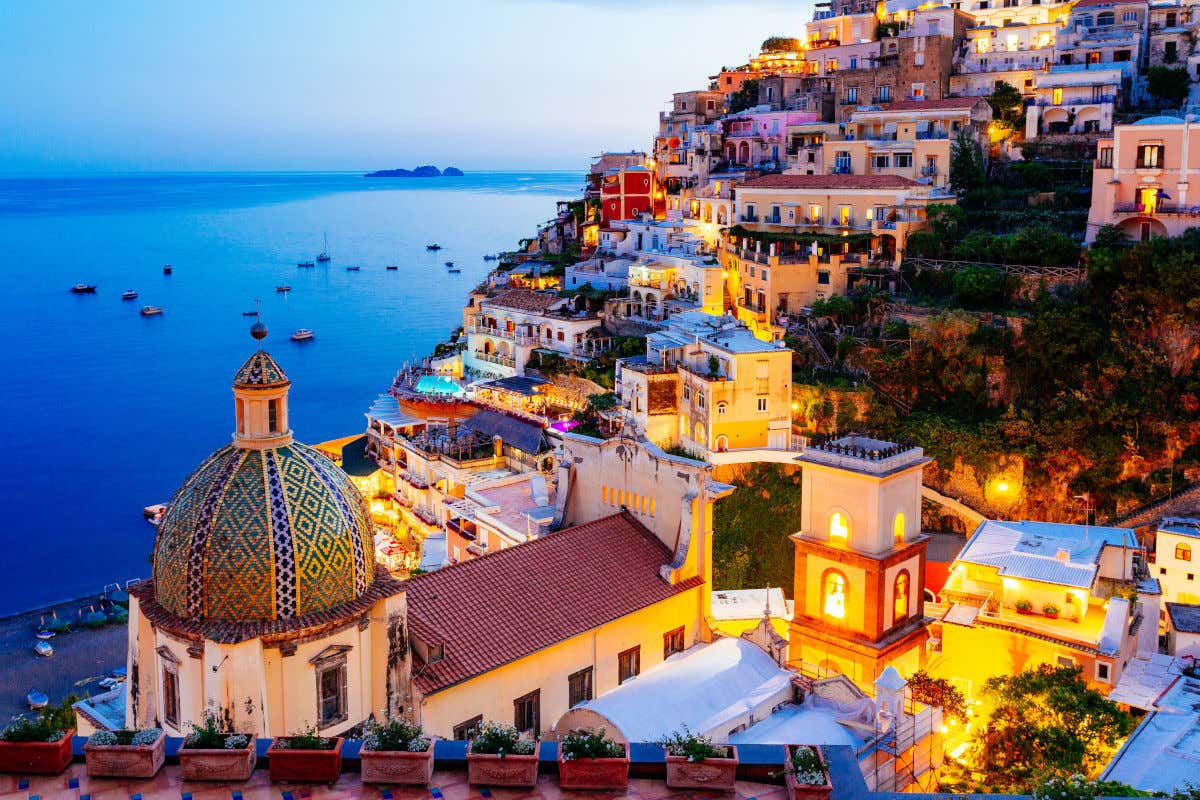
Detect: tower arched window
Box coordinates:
(893, 512, 906, 545)
(823, 571, 847, 620)
(830, 511, 849, 542)
(894, 571, 910, 622)
(1178, 543, 1193, 562)
(268, 399, 279, 433)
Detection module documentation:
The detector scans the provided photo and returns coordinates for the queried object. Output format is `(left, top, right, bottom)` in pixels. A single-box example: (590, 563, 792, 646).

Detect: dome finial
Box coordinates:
(250, 299, 267, 346)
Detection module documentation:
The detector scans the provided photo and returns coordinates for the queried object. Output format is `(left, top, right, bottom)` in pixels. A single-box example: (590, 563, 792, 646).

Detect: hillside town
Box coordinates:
(26, 2, 1200, 799)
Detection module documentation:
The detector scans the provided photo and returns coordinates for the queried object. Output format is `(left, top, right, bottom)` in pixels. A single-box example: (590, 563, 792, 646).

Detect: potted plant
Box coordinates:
(359, 717, 433, 785)
(558, 728, 629, 791)
(782, 745, 832, 800)
(466, 720, 538, 787)
(265, 724, 343, 784)
(1015, 599, 1034, 615)
(84, 728, 165, 778)
(178, 711, 256, 782)
(658, 727, 738, 792)
(0, 700, 75, 775)
(1043, 602, 1061, 619)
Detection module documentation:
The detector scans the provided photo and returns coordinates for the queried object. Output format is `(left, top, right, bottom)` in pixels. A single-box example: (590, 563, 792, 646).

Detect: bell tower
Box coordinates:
(231, 319, 293, 450)
(790, 434, 930, 684)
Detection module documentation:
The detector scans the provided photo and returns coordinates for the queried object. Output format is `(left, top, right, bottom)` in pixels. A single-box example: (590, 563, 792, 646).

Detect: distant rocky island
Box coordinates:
(364, 165, 463, 178)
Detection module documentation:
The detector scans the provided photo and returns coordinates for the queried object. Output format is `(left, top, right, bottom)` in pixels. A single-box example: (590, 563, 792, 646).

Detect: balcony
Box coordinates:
(920, 165, 939, 177)
(1036, 95, 1115, 107)
(467, 325, 537, 345)
(741, 213, 760, 223)
(1113, 203, 1200, 216)
(398, 471, 430, 490)
(764, 213, 782, 224)
(831, 164, 853, 175)
(473, 351, 516, 368)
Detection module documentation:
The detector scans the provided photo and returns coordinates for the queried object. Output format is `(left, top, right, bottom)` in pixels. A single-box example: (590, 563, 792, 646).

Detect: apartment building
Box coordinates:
(615, 312, 794, 459)
(462, 289, 604, 378)
(655, 90, 727, 189)
(722, 110, 819, 168)
(586, 151, 647, 199)
(1086, 115, 1200, 242)
(1026, 65, 1126, 135)
(1055, 0, 1148, 71)
(1147, 0, 1194, 70)
(1153, 518, 1200, 606)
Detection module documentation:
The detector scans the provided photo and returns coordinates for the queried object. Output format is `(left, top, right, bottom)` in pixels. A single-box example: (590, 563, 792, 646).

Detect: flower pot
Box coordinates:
(558, 747, 629, 791)
(784, 746, 832, 800)
(359, 747, 434, 785)
(85, 730, 166, 778)
(664, 746, 739, 792)
(1015, 607, 1033, 615)
(1044, 611, 1059, 619)
(466, 743, 539, 787)
(266, 737, 344, 784)
(178, 736, 257, 782)
(0, 732, 74, 775)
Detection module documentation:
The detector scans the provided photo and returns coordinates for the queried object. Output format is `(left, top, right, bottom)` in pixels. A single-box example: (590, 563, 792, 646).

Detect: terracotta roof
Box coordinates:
(406, 512, 703, 695)
(879, 97, 987, 112)
(739, 174, 923, 190)
(484, 289, 561, 313)
(1072, 0, 1117, 7)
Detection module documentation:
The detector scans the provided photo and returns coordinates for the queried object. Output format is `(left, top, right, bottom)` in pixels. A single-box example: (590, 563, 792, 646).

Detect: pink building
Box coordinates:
(723, 111, 819, 168)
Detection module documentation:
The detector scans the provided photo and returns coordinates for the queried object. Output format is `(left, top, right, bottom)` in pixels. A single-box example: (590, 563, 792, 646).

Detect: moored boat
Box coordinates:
(144, 503, 167, 526)
(386, 265, 399, 270)
(34, 640, 54, 657)
(345, 266, 360, 271)
(291, 328, 315, 342)
(242, 310, 259, 316)
(140, 305, 163, 316)
(70, 283, 97, 294)
(316, 232, 331, 262)
(163, 265, 172, 275)
(121, 290, 138, 300)
(297, 261, 315, 268)
(27, 689, 48, 710)
(276, 285, 291, 292)
(426, 243, 441, 251)
(447, 266, 462, 273)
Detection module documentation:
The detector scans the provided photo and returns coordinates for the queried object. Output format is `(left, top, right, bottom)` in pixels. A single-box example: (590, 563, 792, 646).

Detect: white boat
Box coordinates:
(316, 233, 331, 262)
(34, 641, 54, 657)
(144, 503, 167, 526)
(276, 285, 291, 292)
(121, 290, 138, 300)
(291, 328, 315, 342)
(140, 305, 163, 316)
(70, 283, 97, 294)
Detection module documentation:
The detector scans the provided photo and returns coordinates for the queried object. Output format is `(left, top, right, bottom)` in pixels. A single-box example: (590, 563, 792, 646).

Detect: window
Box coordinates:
(911, 82, 925, 98)
(568, 667, 593, 707)
(894, 571, 910, 621)
(683, 385, 692, 401)
(513, 689, 540, 734)
(838, 206, 851, 225)
(878, 86, 891, 102)
(817, 270, 830, 285)
(893, 512, 906, 544)
(453, 715, 483, 740)
(1114, 49, 1131, 62)
(849, 57, 858, 69)
(846, 87, 859, 104)
(716, 402, 727, 415)
(1165, 41, 1178, 63)
(894, 153, 912, 168)
(268, 399, 279, 432)
(834, 152, 852, 173)
(162, 665, 179, 728)
(826, 59, 838, 73)
(1190, 573, 1196, 581)
(1178, 543, 1193, 562)
(823, 571, 847, 619)
(618, 646, 641, 684)
(808, 204, 822, 222)
(757, 397, 768, 412)
(1056, 655, 1076, 668)
(557, 330, 565, 341)
(317, 658, 348, 728)
(1096, 662, 1111, 682)
(830, 511, 849, 541)
(1137, 144, 1164, 168)
(1160, 566, 1167, 575)
(1098, 146, 1113, 168)
(1097, 11, 1114, 25)
(664, 626, 686, 659)
(873, 154, 891, 169)
(1052, 87, 1063, 106)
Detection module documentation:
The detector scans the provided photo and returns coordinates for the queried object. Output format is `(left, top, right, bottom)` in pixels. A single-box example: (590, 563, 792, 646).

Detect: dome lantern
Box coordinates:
(231, 348, 293, 450)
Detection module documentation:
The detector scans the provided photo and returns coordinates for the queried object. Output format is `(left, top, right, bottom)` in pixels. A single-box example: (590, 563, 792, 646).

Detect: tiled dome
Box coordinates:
(233, 350, 290, 389)
(152, 441, 375, 622)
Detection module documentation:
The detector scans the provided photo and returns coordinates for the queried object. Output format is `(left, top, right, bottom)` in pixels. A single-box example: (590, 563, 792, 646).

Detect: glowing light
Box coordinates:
(996, 481, 1009, 493)
(830, 511, 849, 542)
(824, 572, 846, 619)
(940, 725, 948, 734)
(791, 401, 800, 411)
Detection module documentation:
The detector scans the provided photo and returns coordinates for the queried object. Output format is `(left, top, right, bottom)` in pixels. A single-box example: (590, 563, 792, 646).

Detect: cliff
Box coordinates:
(364, 165, 463, 178)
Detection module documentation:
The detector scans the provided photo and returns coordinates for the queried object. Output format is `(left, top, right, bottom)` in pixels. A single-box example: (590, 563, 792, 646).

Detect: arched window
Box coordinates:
(716, 402, 727, 415)
(893, 512, 906, 545)
(1178, 543, 1193, 562)
(823, 571, 847, 619)
(894, 571, 910, 622)
(1097, 11, 1114, 25)
(830, 511, 849, 542)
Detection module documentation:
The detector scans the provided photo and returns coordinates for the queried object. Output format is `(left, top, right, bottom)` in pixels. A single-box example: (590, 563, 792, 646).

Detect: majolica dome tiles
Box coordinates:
(233, 350, 290, 388)
(153, 441, 374, 622)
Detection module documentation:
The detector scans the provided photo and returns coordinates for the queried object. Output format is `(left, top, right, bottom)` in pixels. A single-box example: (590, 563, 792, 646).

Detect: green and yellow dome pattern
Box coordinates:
(153, 441, 375, 622)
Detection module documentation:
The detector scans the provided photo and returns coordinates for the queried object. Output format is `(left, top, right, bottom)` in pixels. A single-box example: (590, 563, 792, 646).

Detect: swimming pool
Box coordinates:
(413, 374, 467, 397)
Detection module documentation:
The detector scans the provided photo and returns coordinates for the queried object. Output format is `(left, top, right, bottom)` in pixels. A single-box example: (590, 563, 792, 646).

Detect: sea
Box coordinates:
(0, 171, 581, 616)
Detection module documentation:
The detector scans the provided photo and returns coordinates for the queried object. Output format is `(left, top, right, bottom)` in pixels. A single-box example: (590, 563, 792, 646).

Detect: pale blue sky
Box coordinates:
(1, 1, 810, 173)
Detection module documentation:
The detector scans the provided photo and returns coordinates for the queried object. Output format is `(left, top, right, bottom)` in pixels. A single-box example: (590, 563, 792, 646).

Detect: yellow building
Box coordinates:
(926, 519, 1154, 701)
(615, 311, 796, 462)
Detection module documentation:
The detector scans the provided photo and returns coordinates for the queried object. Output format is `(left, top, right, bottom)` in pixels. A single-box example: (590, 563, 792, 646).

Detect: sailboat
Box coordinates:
(316, 233, 331, 263)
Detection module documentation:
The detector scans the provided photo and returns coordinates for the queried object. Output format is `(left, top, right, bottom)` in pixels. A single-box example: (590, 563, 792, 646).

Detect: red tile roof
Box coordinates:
(879, 97, 988, 112)
(740, 174, 923, 190)
(485, 289, 562, 313)
(406, 511, 702, 695)
(1072, 0, 1117, 7)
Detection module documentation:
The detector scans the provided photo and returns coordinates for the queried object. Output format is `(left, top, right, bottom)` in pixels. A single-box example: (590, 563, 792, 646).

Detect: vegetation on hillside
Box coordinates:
(712, 464, 802, 592)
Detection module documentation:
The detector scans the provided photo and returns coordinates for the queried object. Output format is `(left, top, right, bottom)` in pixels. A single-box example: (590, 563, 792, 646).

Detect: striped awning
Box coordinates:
(366, 394, 422, 428)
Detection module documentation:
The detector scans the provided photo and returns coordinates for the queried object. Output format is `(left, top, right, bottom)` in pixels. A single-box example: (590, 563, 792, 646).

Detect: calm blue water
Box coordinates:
(0, 171, 580, 615)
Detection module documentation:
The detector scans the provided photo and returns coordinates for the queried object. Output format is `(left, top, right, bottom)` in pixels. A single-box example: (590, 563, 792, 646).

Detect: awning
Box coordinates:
(367, 394, 423, 428)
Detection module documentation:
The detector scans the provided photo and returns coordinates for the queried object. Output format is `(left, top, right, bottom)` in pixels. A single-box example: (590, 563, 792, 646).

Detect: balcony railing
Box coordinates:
(1113, 203, 1200, 216)
(467, 325, 537, 345)
(1036, 95, 1115, 107)
(920, 165, 939, 177)
(741, 213, 759, 223)
(474, 351, 516, 368)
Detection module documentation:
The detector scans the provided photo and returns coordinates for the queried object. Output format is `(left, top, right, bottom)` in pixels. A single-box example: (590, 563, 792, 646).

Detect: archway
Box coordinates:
(1118, 216, 1169, 242)
(1041, 107, 1070, 135)
(738, 141, 750, 164)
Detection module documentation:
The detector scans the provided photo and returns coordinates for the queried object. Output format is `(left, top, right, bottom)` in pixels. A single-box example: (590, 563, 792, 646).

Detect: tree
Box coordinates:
(989, 80, 1025, 129)
(950, 130, 985, 195)
(1146, 65, 1190, 107)
(1090, 224, 1130, 251)
(760, 36, 802, 53)
(906, 670, 967, 722)
(953, 264, 1006, 308)
(810, 294, 854, 323)
(728, 79, 760, 114)
(972, 664, 1134, 790)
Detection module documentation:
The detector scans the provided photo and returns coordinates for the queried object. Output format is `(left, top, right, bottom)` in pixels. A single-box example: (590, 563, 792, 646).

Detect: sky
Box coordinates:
(1, 0, 812, 173)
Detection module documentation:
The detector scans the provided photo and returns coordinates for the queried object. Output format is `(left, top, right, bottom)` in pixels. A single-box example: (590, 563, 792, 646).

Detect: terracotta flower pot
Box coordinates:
(85, 731, 166, 778)
(664, 746, 739, 792)
(0, 732, 74, 775)
(178, 735, 257, 782)
(784, 746, 832, 800)
(466, 742, 539, 787)
(558, 747, 629, 791)
(359, 746, 434, 785)
(1015, 607, 1033, 615)
(266, 737, 344, 784)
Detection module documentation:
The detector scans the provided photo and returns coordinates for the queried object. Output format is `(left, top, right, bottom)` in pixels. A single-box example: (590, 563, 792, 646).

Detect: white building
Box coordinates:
(463, 289, 605, 379)
(1154, 517, 1200, 605)
(1164, 602, 1200, 658)
(1102, 669, 1200, 793)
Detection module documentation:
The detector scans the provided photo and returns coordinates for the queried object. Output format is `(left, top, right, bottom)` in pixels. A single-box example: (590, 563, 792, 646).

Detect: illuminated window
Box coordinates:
(830, 511, 849, 542)
(1052, 87, 1063, 105)
(823, 572, 847, 619)
(894, 571, 910, 621)
(1178, 543, 1193, 562)
(893, 512, 906, 544)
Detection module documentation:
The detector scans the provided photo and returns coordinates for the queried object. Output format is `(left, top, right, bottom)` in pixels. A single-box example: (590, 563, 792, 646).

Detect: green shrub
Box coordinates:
(657, 727, 730, 762)
(471, 720, 536, 755)
(560, 728, 624, 760)
(362, 717, 429, 752)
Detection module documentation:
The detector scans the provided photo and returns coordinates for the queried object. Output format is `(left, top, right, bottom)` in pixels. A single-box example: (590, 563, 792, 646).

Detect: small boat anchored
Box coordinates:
(483, 254, 499, 261)
(444, 261, 455, 267)
(70, 283, 97, 294)
(144, 503, 167, 526)
(345, 266, 360, 271)
(140, 305, 163, 316)
(34, 640, 54, 658)
(291, 328, 315, 342)
(316, 233, 331, 263)
(163, 265, 173, 275)
(122, 290, 138, 300)
(386, 265, 399, 271)
(297, 261, 315, 268)
(447, 266, 462, 274)
(242, 310, 259, 316)
(276, 285, 291, 292)
(426, 244, 442, 251)
(27, 689, 49, 710)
